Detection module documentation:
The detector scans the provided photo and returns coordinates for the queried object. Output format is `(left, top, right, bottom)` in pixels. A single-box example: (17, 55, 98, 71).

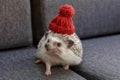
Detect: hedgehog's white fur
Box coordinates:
(36, 31, 83, 76)
(36, 31, 82, 65)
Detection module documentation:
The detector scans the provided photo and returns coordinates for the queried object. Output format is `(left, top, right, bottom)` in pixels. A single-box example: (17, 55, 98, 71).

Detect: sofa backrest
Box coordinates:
(0, 0, 32, 50)
(32, 0, 120, 43)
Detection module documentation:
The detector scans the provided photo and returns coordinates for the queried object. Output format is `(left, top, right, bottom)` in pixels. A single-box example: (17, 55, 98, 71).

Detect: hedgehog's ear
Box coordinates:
(67, 40, 74, 48)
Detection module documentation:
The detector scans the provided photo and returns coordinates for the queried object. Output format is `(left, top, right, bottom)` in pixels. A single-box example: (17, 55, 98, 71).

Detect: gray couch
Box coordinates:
(0, 0, 120, 80)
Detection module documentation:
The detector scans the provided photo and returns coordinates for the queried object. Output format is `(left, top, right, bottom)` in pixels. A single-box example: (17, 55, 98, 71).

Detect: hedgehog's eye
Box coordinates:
(57, 42, 61, 47)
(47, 39, 50, 43)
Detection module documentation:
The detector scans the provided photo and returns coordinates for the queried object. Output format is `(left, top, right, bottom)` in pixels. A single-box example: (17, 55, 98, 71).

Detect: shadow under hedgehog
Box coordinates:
(35, 4, 83, 76)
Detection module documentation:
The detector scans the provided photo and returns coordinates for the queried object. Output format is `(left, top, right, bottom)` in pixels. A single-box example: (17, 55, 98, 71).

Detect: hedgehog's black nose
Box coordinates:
(45, 43, 53, 51)
(45, 44, 48, 49)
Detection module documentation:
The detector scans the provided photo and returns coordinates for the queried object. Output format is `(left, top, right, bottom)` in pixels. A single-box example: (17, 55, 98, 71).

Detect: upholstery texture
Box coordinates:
(0, 47, 86, 80)
(0, 0, 32, 50)
(71, 34, 120, 80)
(35, 0, 120, 40)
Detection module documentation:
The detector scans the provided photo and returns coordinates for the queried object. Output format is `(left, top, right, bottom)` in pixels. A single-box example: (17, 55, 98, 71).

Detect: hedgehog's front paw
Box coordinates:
(35, 59, 41, 64)
(45, 71, 51, 77)
(63, 65, 69, 71)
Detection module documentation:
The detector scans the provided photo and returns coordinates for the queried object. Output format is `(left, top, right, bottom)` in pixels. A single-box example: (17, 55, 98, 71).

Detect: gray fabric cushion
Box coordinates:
(71, 34, 120, 80)
(39, 0, 120, 39)
(0, 0, 32, 50)
(0, 47, 86, 80)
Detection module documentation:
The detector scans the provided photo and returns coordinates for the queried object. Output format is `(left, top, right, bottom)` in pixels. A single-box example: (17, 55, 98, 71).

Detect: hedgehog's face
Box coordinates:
(45, 36, 65, 51)
(44, 33, 74, 52)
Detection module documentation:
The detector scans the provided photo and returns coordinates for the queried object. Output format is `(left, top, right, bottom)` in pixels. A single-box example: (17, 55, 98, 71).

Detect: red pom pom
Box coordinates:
(59, 4, 75, 17)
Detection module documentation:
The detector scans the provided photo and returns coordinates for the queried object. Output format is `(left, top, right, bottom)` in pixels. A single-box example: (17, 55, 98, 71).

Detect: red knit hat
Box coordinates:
(49, 4, 75, 35)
